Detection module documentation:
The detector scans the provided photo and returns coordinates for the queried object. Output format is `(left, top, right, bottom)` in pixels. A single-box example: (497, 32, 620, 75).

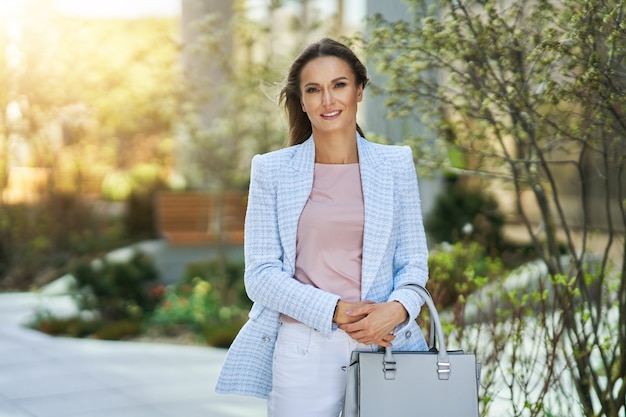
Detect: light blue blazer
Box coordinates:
(215, 134, 429, 399)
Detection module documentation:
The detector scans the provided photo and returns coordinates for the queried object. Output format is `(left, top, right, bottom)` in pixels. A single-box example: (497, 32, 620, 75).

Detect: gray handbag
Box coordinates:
(342, 284, 481, 417)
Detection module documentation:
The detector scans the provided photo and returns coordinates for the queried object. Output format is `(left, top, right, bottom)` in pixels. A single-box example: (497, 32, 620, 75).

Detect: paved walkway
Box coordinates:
(0, 292, 265, 417)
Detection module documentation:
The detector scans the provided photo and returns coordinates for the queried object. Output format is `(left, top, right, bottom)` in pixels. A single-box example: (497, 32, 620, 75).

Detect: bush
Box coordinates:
(425, 179, 505, 252)
(203, 324, 243, 348)
(72, 250, 161, 321)
(33, 315, 100, 338)
(146, 258, 250, 346)
(94, 319, 142, 340)
(427, 241, 504, 313)
(30, 250, 161, 341)
(182, 258, 249, 307)
(32, 314, 141, 340)
(33, 256, 249, 346)
(0, 194, 129, 291)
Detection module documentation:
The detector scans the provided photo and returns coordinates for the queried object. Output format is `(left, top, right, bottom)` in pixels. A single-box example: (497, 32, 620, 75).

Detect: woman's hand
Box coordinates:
(338, 301, 408, 347)
(333, 300, 374, 324)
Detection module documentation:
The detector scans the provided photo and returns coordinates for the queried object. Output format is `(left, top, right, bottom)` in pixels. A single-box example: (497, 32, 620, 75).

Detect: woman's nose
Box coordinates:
(322, 89, 334, 106)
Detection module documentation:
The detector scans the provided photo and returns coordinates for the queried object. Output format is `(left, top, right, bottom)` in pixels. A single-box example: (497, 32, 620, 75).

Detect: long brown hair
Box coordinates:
(279, 38, 369, 146)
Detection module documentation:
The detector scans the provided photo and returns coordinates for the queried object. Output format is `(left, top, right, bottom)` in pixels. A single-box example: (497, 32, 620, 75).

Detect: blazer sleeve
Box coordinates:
(243, 154, 339, 337)
(387, 147, 429, 327)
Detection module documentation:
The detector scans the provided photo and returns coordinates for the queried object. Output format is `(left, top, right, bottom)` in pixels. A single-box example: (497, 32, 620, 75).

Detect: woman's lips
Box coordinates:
(321, 110, 341, 119)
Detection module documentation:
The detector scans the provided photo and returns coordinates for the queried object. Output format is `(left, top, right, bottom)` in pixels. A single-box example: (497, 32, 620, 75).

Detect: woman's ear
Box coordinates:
(357, 85, 364, 102)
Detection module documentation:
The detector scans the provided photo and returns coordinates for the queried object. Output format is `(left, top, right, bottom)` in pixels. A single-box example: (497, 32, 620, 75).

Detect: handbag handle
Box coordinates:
(384, 284, 450, 381)
(398, 284, 438, 352)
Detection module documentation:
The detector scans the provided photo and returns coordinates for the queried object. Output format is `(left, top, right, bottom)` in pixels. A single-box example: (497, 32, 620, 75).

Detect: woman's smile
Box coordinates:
(321, 110, 341, 119)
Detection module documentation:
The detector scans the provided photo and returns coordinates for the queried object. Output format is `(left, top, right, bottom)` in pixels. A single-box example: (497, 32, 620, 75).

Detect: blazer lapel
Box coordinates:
(276, 138, 315, 274)
(358, 136, 394, 298)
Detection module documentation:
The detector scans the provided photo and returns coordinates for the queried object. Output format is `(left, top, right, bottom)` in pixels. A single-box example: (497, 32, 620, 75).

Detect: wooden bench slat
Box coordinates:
(155, 191, 247, 245)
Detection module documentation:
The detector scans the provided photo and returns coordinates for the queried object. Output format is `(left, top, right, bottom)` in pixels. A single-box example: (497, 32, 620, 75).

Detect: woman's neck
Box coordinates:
(314, 133, 358, 164)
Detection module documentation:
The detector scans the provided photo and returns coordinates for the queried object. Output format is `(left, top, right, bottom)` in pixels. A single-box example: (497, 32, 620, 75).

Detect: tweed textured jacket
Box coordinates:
(215, 134, 429, 399)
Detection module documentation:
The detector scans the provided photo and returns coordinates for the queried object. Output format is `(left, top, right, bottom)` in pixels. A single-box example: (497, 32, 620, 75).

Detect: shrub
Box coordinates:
(427, 241, 504, 314)
(33, 315, 100, 338)
(32, 314, 141, 340)
(182, 258, 249, 307)
(148, 277, 218, 329)
(72, 250, 161, 321)
(0, 195, 128, 291)
(94, 319, 142, 340)
(146, 258, 250, 346)
(203, 324, 243, 348)
(425, 180, 505, 252)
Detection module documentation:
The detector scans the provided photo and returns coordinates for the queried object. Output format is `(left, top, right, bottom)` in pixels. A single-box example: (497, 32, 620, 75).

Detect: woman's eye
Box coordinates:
(305, 87, 319, 93)
(335, 82, 346, 88)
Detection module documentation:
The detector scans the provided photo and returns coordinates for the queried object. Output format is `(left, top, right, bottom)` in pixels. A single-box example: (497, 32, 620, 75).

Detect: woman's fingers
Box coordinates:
(339, 301, 407, 345)
(334, 300, 374, 324)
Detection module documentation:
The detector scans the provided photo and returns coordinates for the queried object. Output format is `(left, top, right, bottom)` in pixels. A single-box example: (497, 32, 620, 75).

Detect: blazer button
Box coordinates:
(405, 331, 412, 339)
(262, 337, 271, 343)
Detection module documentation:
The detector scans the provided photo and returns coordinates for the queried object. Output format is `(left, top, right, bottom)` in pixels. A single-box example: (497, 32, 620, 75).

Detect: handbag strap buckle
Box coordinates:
(383, 348, 397, 380)
(437, 361, 451, 380)
(383, 359, 396, 380)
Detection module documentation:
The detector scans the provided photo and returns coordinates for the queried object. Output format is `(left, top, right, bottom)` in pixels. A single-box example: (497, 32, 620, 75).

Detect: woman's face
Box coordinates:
(299, 56, 363, 138)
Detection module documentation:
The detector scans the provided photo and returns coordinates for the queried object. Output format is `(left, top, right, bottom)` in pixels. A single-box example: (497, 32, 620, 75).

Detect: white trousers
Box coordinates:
(267, 322, 376, 417)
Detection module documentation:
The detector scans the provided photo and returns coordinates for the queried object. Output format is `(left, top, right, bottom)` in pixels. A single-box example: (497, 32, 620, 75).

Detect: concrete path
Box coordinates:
(0, 292, 265, 417)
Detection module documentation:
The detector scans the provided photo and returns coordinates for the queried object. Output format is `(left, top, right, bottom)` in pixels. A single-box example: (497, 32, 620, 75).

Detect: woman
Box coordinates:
(215, 38, 429, 417)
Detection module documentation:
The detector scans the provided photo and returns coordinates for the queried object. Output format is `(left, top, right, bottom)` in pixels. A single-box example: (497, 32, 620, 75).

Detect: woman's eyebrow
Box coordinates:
(303, 76, 350, 88)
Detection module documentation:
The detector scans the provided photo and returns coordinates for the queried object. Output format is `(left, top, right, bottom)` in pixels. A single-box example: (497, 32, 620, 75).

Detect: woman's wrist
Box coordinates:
(393, 300, 409, 324)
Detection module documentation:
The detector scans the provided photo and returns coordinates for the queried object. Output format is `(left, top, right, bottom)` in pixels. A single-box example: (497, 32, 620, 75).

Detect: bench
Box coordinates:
(155, 191, 246, 245)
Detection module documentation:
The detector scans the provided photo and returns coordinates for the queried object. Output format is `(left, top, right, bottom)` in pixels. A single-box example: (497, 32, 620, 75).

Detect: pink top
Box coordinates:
(282, 163, 364, 323)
